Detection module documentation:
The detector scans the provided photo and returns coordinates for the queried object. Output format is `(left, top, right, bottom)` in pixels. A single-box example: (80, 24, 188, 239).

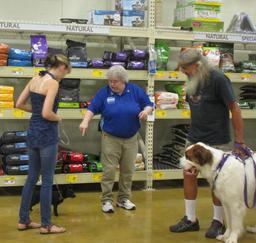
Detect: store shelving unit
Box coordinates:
(0, 0, 256, 188)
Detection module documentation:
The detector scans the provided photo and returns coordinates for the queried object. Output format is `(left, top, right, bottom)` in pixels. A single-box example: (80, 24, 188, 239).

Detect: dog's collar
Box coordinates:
(212, 153, 230, 191)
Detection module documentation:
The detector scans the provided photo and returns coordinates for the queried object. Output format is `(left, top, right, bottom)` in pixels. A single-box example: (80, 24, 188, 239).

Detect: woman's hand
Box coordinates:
(139, 110, 149, 120)
(79, 120, 89, 136)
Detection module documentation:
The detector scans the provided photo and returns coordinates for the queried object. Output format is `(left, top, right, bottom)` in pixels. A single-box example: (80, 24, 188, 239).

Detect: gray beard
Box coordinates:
(185, 74, 206, 96)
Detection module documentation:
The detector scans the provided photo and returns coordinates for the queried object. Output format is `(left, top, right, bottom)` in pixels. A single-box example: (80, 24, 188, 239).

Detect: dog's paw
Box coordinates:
(225, 234, 238, 243)
(247, 226, 256, 234)
(216, 235, 226, 242)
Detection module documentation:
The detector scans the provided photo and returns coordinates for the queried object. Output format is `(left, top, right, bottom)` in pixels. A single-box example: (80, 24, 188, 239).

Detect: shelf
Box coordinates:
(1, 109, 255, 120)
(0, 67, 148, 81)
(153, 169, 202, 180)
(0, 21, 150, 38)
(155, 29, 256, 44)
(0, 109, 100, 120)
(0, 170, 147, 187)
(1, 67, 256, 84)
(155, 109, 256, 120)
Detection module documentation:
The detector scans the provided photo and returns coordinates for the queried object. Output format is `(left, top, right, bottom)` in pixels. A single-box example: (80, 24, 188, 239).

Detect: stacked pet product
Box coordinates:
(154, 124, 190, 169)
(116, 0, 147, 27)
(31, 35, 48, 67)
(165, 84, 187, 109)
(0, 43, 9, 66)
(89, 10, 121, 26)
(58, 78, 81, 109)
(60, 151, 89, 173)
(173, 0, 224, 32)
(239, 85, 256, 109)
(0, 85, 14, 109)
(154, 91, 179, 110)
(60, 151, 103, 173)
(66, 39, 87, 68)
(0, 131, 29, 175)
(135, 153, 145, 171)
(8, 48, 32, 67)
(90, 49, 148, 70)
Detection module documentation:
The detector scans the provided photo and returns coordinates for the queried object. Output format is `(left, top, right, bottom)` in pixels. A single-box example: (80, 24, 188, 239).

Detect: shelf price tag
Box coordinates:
(0, 109, 4, 118)
(155, 109, 167, 118)
(181, 109, 191, 118)
(13, 109, 25, 118)
(4, 176, 16, 185)
(66, 174, 78, 183)
(240, 73, 252, 80)
(92, 173, 103, 182)
(169, 71, 179, 79)
(92, 70, 104, 78)
(156, 71, 165, 78)
(153, 171, 164, 180)
(12, 67, 24, 75)
(80, 109, 87, 116)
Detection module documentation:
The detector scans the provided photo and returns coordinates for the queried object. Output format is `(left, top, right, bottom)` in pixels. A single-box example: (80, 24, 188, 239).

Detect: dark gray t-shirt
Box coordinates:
(187, 70, 236, 145)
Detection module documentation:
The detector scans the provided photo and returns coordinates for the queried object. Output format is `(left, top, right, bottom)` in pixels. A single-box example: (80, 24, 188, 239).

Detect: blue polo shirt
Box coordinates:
(88, 83, 153, 138)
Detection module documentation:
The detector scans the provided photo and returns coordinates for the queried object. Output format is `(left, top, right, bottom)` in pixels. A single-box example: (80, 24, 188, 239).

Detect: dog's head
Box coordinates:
(61, 185, 76, 199)
(180, 142, 213, 171)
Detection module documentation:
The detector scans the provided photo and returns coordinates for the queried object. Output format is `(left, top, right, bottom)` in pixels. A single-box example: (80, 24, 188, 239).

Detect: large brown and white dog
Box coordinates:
(180, 142, 256, 243)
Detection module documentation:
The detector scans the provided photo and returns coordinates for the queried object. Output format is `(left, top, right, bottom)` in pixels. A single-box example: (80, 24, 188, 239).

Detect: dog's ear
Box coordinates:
(186, 144, 213, 166)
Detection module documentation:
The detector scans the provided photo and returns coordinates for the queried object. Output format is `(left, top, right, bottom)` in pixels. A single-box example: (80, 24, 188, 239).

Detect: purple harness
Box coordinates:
(213, 144, 256, 209)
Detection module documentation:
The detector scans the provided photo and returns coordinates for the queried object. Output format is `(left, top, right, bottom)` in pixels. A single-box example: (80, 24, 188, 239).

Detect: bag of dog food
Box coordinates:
(0, 43, 9, 54)
(31, 35, 48, 67)
(0, 131, 28, 145)
(3, 154, 29, 166)
(4, 165, 29, 175)
(0, 101, 14, 108)
(0, 142, 28, 155)
(0, 93, 13, 102)
(0, 86, 14, 94)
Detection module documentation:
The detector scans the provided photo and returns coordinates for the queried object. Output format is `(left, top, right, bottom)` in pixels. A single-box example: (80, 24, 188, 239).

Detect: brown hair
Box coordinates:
(44, 54, 71, 71)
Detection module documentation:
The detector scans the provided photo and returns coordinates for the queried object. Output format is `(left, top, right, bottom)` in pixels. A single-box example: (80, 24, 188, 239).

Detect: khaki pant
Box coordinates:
(101, 132, 138, 203)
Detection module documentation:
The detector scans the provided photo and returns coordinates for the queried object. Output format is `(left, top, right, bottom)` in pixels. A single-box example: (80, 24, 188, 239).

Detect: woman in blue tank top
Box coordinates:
(16, 54, 71, 234)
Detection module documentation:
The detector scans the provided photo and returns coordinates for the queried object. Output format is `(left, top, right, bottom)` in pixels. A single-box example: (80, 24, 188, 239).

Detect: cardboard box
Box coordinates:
(115, 0, 147, 11)
(89, 10, 121, 26)
(173, 19, 224, 32)
(122, 10, 146, 27)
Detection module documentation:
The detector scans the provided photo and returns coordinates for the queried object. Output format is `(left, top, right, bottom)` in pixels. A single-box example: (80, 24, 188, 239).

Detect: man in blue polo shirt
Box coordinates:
(79, 65, 153, 213)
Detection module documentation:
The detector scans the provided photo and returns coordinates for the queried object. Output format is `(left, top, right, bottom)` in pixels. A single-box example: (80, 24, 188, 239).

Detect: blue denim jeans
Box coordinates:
(19, 144, 57, 227)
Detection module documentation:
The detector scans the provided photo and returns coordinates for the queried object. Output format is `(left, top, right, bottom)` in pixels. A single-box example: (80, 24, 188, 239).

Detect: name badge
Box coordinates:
(107, 97, 115, 104)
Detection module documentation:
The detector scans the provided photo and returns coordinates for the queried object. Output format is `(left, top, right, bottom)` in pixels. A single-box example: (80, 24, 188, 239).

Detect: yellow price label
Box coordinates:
(92, 173, 103, 182)
(153, 171, 164, 180)
(80, 109, 87, 116)
(12, 67, 24, 75)
(34, 67, 45, 76)
(0, 109, 4, 117)
(12, 109, 25, 118)
(155, 109, 167, 118)
(156, 71, 165, 78)
(240, 73, 252, 80)
(66, 174, 78, 183)
(181, 109, 191, 118)
(169, 71, 179, 78)
(92, 69, 104, 78)
(4, 176, 16, 185)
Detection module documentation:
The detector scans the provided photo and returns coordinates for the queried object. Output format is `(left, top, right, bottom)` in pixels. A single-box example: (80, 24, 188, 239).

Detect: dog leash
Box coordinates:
(233, 143, 256, 209)
(58, 121, 70, 146)
(54, 176, 64, 201)
(212, 153, 230, 191)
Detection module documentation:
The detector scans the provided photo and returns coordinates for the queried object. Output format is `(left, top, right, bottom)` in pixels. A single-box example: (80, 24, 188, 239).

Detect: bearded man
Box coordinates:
(169, 48, 245, 239)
